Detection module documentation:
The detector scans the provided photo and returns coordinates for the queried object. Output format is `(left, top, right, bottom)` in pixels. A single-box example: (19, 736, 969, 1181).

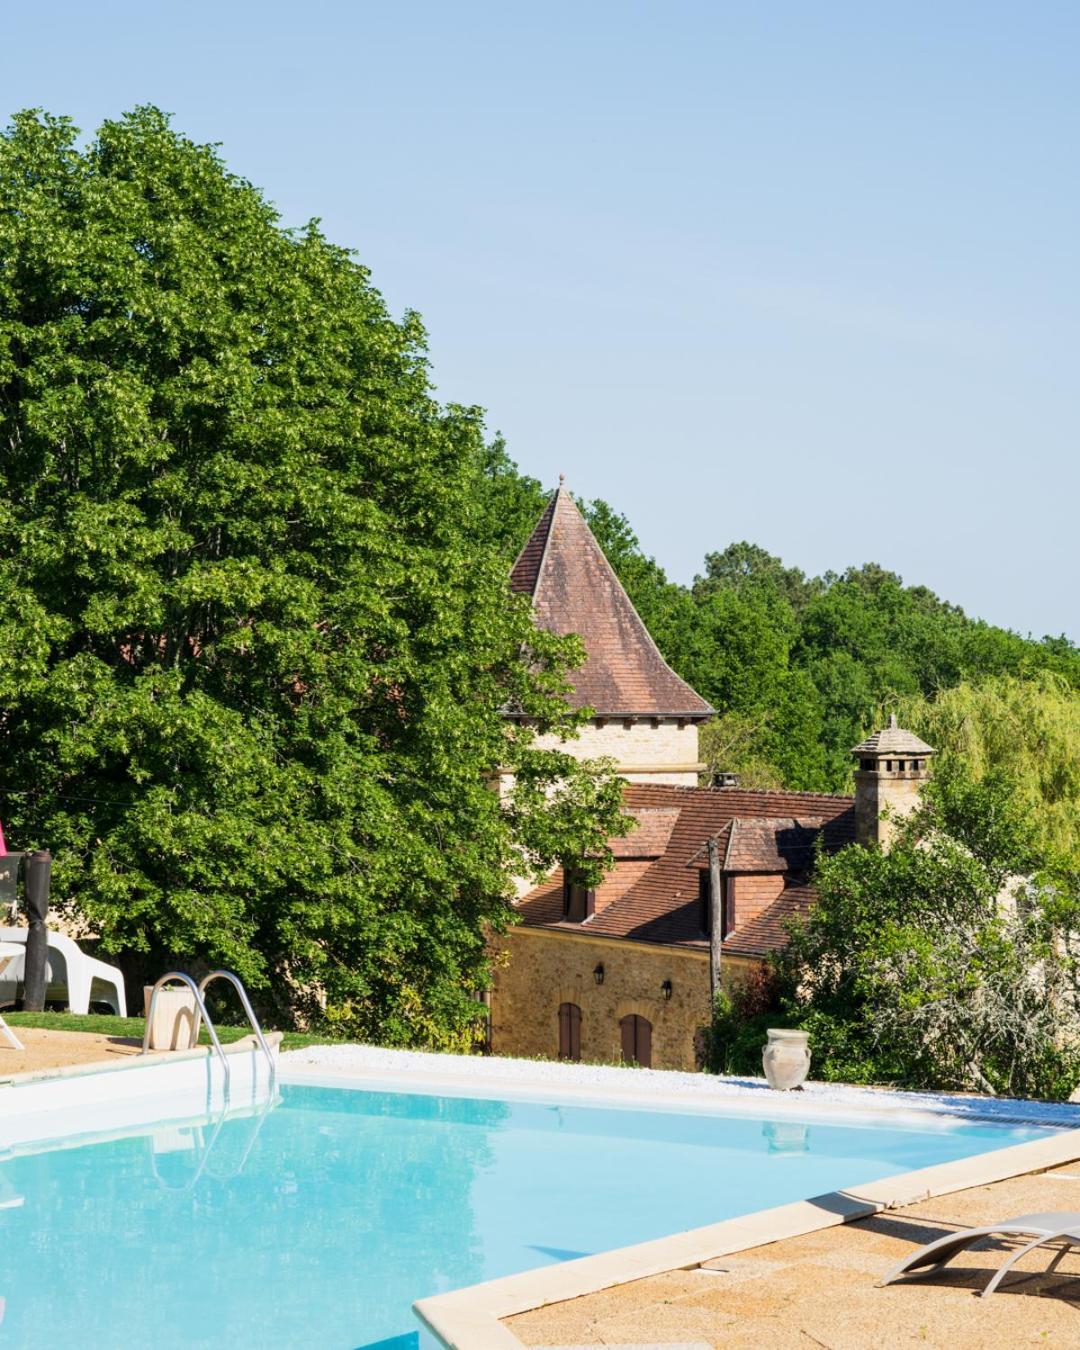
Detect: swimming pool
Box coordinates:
(0, 1079, 1055, 1349)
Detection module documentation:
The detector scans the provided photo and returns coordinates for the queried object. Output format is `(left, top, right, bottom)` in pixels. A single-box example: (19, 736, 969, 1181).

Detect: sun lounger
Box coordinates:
(878, 1211, 1080, 1297)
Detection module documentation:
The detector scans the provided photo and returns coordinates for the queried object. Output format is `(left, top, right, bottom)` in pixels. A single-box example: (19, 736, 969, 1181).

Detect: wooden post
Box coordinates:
(707, 836, 723, 1003)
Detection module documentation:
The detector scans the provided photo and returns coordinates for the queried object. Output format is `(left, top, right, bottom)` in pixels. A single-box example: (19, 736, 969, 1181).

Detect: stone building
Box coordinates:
(489, 486, 933, 1071)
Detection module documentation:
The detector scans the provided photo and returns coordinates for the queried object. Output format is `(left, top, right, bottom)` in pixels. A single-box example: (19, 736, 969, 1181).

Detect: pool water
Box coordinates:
(0, 1082, 1051, 1349)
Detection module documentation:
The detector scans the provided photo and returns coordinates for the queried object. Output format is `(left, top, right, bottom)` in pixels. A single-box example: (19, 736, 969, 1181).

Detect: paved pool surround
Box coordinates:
(509, 1161, 1080, 1349)
(0, 1025, 142, 1076)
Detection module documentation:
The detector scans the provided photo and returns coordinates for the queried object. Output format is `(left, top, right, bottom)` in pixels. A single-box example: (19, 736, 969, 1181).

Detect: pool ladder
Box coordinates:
(141, 970, 277, 1103)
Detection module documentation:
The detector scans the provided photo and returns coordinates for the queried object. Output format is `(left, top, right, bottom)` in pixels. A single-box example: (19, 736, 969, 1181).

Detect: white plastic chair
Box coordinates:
(0, 942, 25, 1049)
(0, 927, 127, 1016)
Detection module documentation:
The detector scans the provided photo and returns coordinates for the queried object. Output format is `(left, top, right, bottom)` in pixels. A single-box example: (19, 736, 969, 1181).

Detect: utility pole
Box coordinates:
(707, 836, 723, 1003)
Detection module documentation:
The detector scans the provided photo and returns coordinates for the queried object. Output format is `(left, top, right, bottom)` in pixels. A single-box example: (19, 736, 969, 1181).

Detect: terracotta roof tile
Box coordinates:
(724, 817, 832, 873)
(593, 860, 655, 913)
(724, 882, 818, 959)
(509, 488, 713, 719)
(508, 492, 557, 596)
(517, 783, 855, 953)
(517, 874, 564, 927)
(610, 808, 680, 859)
(516, 859, 658, 927)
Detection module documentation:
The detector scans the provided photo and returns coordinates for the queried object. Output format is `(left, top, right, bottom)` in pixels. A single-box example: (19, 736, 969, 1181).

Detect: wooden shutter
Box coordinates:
(564, 872, 596, 923)
(636, 1016, 652, 1068)
(559, 1002, 581, 1061)
(620, 1013, 635, 1063)
(620, 1014, 653, 1067)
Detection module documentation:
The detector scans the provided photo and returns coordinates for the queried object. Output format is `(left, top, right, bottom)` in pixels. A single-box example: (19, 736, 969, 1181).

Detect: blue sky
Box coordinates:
(4, 2, 1077, 638)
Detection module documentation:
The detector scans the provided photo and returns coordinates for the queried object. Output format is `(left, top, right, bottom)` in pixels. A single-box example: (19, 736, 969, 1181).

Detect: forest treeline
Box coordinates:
(478, 444, 1080, 861)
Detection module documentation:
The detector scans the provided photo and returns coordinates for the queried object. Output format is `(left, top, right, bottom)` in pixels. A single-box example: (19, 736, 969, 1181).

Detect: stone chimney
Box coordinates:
(851, 714, 935, 850)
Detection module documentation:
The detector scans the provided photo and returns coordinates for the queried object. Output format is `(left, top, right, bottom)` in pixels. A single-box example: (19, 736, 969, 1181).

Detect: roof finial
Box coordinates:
(558, 473, 565, 486)
(888, 712, 898, 729)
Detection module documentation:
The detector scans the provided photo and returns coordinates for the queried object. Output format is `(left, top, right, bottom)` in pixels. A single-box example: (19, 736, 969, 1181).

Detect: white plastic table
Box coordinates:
(0, 941, 25, 1050)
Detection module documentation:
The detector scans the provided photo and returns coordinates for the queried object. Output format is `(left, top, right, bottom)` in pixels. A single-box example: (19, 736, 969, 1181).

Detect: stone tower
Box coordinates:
(508, 483, 713, 785)
(851, 715, 935, 849)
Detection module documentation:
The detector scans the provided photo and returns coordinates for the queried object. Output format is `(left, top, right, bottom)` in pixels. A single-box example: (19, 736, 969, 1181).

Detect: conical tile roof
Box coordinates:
(510, 486, 713, 719)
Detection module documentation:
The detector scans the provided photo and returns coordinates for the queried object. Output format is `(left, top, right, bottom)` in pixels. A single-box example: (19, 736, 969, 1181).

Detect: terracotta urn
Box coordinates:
(762, 1027, 810, 1090)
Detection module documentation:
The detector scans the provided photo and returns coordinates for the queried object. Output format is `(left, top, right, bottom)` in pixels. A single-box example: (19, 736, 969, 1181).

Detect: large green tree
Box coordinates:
(777, 766, 1080, 1098)
(0, 107, 626, 1046)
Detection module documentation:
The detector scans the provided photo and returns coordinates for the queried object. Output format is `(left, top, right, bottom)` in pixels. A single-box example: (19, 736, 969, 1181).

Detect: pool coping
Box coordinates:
(279, 1057, 1080, 1130)
(411, 1125, 1080, 1350)
(0, 1029, 281, 1090)
(1, 1032, 281, 1153)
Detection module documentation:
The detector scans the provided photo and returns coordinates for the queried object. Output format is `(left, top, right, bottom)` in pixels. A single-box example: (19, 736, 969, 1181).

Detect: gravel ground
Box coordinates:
(280, 1042, 1080, 1128)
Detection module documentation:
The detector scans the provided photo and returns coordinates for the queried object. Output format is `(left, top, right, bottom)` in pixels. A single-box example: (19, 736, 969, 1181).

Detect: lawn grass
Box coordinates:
(2, 1009, 342, 1052)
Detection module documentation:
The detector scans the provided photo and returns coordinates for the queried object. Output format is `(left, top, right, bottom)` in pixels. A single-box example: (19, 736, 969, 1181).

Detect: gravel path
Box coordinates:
(281, 1042, 1080, 1128)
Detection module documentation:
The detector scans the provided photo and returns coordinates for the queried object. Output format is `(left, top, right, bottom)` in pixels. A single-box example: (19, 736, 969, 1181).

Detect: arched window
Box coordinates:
(558, 1002, 582, 1061)
(619, 1014, 652, 1068)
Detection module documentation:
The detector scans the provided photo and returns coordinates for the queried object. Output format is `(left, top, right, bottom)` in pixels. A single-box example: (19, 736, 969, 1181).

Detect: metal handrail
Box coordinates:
(142, 972, 231, 1101)
(197, 969, 276, 1092)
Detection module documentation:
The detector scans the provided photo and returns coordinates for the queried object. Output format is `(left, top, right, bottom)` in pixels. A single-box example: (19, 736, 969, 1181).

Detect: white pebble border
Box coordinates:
(281, 1043, 1080, 1130)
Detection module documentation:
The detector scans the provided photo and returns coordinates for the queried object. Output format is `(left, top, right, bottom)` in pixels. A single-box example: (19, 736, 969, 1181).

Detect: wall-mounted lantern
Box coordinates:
(661, 979, 673, 1001)
(593, 962, 605, 986)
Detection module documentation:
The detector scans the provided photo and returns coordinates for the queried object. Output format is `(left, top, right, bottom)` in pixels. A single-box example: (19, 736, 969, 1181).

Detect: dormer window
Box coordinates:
(562, 868, 595, 922)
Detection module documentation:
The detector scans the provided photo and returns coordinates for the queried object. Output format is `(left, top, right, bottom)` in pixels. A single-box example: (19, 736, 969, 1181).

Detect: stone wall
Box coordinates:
(489, 926, 757, 1071)
(531, 718, 703, 786)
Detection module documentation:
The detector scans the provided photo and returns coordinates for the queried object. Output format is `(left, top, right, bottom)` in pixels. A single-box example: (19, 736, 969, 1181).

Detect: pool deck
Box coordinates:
(507, 1161, 1080, 1349)
(0, 1026, 142, 1078)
